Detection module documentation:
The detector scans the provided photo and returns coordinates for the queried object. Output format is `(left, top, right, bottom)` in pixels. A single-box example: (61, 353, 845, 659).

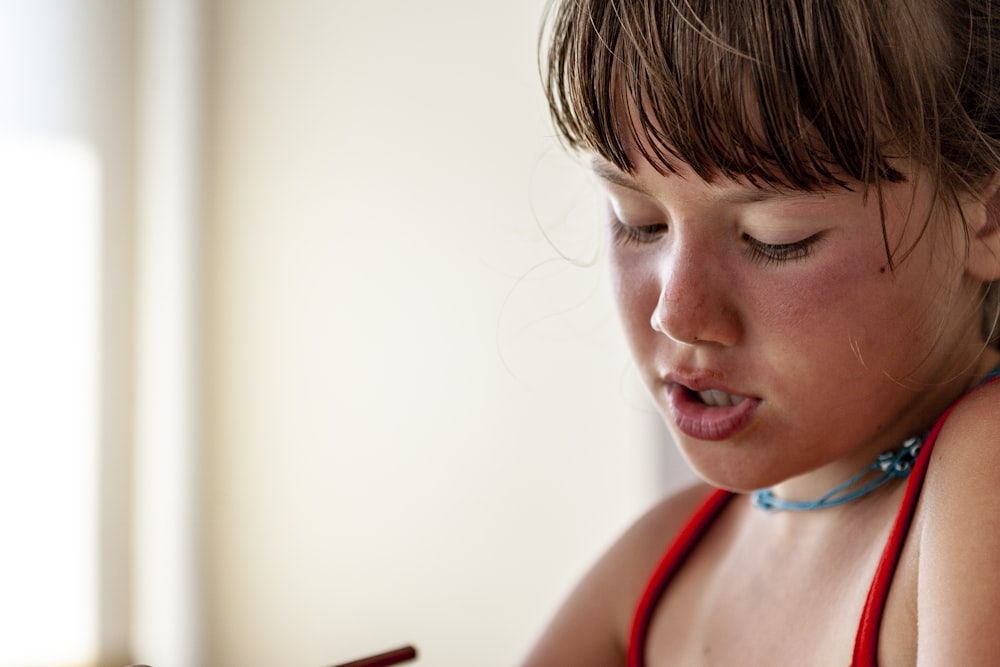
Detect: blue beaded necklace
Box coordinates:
(751, 361, 1000, 512)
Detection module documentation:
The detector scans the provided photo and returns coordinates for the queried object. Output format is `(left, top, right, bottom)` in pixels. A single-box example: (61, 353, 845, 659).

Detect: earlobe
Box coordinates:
(965, 175, 1000, 282)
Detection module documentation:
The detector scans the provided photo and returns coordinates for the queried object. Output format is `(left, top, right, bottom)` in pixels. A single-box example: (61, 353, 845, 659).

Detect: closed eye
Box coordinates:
(743, 232, 825, 265)
(610, 217, 668, 246)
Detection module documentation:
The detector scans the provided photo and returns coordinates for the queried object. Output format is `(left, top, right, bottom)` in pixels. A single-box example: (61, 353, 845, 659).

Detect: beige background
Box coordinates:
(5, 1, 696, 665)
(200, 2, 694, 665)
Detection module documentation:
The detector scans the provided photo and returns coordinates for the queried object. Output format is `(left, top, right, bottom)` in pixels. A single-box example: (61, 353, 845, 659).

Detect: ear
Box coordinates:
(965, 173, 1000, 282)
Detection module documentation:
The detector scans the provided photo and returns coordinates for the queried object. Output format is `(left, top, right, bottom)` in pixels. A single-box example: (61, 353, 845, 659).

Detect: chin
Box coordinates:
(677, 443, 788, 493)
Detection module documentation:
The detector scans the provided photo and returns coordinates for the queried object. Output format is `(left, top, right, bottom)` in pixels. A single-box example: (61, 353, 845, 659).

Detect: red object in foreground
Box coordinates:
(331, 645, 418, 667)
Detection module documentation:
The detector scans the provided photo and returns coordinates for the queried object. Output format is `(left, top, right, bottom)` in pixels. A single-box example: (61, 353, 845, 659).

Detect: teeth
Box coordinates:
(697, 390, 746, 407)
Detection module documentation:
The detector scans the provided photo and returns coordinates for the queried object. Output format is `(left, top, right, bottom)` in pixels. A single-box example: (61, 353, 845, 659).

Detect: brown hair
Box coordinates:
(540, 0, 1000, 345)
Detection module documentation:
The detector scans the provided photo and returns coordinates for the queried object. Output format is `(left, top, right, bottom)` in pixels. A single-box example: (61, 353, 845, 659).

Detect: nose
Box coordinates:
(649, 242, 741, 346)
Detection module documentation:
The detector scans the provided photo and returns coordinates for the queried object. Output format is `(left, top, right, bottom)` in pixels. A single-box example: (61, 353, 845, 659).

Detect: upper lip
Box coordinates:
(664, 368, 752, 397)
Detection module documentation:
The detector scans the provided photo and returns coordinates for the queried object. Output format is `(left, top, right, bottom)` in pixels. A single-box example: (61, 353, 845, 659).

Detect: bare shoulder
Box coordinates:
(596, 482, 718, 634)
(915, 379, 1000, 663)
(520, 481, 715, 667)
(608, 482, 719, 605)
(923, 377, 1000, 492)
(926, 378, 1000, 470)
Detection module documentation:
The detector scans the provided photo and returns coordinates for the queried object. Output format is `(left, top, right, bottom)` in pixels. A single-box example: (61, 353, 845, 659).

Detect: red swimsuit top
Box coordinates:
(627, 371, 1000, 667)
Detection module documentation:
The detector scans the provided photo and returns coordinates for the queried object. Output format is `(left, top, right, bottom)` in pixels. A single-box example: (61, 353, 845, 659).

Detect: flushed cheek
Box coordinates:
(750, 261, 866, 340)
(749, 256, 933, 402)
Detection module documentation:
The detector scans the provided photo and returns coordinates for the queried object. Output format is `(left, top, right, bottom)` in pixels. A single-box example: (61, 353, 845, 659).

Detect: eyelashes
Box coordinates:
(609, 218, 668, 246)
(609, 216, 824, 265)
(742, 233, 824, 265)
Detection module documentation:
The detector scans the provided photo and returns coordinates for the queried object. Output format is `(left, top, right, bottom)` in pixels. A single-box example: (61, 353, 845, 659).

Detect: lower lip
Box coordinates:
(666, 384, 761, 441)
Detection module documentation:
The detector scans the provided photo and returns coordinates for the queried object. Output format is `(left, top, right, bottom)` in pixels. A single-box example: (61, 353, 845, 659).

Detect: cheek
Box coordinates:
(748, 247, 959, 385)
(745, 253, 889, 360)
(609, 252, 658, 343)
(753, 263, 861, 324)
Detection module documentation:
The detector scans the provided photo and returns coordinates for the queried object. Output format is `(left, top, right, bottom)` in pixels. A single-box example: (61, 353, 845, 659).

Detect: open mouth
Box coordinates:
(668, 383, 761, 441)
(685, 387, 748, 408)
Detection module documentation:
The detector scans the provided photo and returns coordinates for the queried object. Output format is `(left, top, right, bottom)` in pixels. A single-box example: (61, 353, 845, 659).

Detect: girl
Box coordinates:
(524, 1, 1000, 665)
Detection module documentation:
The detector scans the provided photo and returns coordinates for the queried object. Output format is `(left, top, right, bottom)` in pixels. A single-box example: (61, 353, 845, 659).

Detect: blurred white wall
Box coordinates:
(0, 2, 137, 664)
(199, 1, 695, 666)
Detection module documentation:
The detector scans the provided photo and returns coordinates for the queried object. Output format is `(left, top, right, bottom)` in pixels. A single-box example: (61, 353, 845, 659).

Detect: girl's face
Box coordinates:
(599, 155, 994, 498)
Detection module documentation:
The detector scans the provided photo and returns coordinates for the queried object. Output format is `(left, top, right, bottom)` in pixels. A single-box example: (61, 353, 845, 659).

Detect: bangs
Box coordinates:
(541, 0, 939, 189)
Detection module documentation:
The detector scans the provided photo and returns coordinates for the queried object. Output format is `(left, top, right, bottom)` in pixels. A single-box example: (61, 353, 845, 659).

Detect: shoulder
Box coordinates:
(923, 376, 1000, 490)
(914, 378, 1000, 663)
(602, 482, 720, 631)
(608, 482, 721, 603)
(520, 481, 716, 667)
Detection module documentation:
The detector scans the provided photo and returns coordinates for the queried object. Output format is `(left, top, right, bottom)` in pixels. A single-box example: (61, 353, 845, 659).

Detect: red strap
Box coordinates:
(626, 488, 732, 667)
(851, 372, 1000, 665)
(849, 418, 939, 665)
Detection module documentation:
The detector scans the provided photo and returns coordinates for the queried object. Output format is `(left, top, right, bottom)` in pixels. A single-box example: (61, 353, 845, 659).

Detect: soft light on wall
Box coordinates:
(0, 135, 101, 667)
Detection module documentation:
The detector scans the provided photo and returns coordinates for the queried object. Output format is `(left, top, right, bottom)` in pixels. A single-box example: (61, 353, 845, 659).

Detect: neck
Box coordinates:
(766, 350, 1000, 507)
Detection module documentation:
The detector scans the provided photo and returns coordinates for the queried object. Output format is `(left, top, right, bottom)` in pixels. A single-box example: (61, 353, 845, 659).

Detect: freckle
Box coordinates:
(879, 266, 887, 274)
